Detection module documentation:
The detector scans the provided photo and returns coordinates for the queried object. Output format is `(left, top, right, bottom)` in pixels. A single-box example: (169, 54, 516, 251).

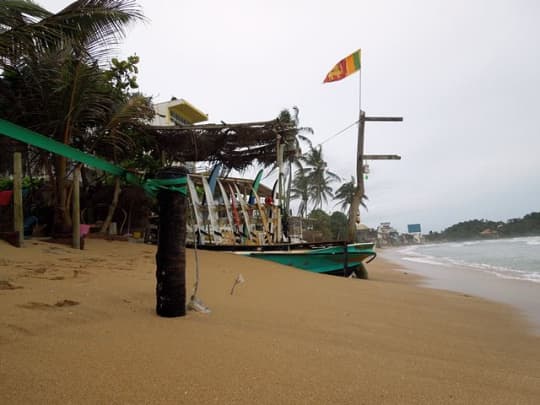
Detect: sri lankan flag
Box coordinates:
(323, 49, 361, 83)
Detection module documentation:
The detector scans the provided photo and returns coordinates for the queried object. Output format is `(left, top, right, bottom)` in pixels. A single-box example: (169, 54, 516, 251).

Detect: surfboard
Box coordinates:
(187, 175, 206, 245)
(248, 169, 264, 205)
(208, 163, 221, 195)
(251, 186, 272, 244)
(217, 179, 236, 244)
(202, 176, 222, 244)
(228, 184, 244, 238)
(234, 183, 257, 243)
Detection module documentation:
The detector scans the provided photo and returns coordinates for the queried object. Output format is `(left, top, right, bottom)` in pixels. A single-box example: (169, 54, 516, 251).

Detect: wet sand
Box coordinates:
(381, 248, 540, 334)
(1, 239, 539, 404)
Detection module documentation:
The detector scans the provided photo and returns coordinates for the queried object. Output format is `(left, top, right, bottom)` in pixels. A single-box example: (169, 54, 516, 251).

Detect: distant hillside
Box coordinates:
(425, 212, 540, 242)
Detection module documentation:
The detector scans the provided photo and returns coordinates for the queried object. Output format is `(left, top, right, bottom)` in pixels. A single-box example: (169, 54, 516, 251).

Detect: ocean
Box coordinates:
(383, 236, 540, 333)
(398, 236, 540, 284)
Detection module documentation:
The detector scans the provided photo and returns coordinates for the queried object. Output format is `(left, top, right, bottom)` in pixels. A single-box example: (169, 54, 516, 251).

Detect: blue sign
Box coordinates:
(407, 224, 421, 233)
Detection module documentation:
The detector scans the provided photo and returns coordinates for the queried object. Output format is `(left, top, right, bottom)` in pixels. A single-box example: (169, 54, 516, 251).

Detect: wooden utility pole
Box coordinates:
(276, 133, 284, 243)
(72, 166, 80, 249)
(13, 152, 23, 247)
(347, 113, 403, 241)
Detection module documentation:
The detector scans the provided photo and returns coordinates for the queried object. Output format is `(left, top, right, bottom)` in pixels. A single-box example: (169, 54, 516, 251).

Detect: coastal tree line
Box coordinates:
(424, 212, 540, 242)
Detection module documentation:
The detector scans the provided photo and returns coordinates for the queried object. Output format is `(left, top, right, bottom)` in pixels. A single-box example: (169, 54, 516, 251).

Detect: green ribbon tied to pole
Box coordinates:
(142, 177, 187, 197)
(0, 119, 187, 196)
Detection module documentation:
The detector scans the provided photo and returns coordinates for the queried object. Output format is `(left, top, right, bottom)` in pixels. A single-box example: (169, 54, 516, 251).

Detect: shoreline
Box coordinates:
(1, 239, 539, 404)
(380, 247, 540, 335)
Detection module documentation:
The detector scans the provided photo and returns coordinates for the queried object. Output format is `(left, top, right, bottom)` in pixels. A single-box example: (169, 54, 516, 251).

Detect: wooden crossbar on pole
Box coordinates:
(363, 116, 403, 122)
(362, 154, 401, 160)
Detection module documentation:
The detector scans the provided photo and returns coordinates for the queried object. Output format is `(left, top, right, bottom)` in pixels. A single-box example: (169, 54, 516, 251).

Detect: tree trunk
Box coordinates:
(100, 176, 121, 234)
(53, 155, 71, 234)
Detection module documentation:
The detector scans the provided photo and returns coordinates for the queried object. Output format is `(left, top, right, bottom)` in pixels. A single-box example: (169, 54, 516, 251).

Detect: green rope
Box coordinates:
(0, 119, 187, 196)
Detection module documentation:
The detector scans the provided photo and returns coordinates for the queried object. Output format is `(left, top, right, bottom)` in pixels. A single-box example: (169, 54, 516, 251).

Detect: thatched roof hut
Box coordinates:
(145, 119, 298, 171)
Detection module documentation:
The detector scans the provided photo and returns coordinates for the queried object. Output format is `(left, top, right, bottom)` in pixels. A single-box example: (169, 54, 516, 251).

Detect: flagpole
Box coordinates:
(358, 60, 362, 114)
(353, 57, 366, 240)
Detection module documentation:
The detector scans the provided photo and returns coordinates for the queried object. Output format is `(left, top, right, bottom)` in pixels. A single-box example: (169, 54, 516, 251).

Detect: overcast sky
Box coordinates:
(42, 0, 540, 232)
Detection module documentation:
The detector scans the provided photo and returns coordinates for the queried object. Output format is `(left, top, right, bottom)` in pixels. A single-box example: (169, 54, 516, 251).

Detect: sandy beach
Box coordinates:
(1, 239, 539, 404)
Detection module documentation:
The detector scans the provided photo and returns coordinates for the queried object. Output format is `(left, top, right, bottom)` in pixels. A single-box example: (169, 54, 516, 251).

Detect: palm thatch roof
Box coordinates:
(146, 119, 297, 171)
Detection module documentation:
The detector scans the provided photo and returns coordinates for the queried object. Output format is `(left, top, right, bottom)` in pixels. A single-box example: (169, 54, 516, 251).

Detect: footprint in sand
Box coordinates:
(54, 299, 79, 307)
(0, 280, 23, 290)
(19, 299, 79, 310)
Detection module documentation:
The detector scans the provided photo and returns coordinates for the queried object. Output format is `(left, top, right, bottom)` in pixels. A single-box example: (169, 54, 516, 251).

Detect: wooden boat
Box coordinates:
(235, 242, 376, 276)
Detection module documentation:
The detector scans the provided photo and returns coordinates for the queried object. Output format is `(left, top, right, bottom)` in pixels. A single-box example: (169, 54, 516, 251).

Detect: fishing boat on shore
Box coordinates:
(236, 242, 376, 277)
(179, 170, 376, 276)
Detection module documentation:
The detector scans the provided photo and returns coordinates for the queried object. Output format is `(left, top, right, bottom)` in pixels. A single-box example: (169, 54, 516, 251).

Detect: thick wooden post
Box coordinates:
(72, 166, 80, 249)
(347, 114, 403, 241)
(155, 166, 188, 317)
(13, 152, 23, 247)
(348, 111, 365, 242)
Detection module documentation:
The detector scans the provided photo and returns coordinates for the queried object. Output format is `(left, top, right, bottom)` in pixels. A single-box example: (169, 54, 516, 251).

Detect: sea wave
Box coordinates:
(401, 256, 451, 267)
(397, 241, 540, 284)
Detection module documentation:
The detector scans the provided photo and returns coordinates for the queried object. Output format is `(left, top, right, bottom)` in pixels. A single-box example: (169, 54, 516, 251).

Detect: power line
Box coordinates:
(317, 120, 359, 146)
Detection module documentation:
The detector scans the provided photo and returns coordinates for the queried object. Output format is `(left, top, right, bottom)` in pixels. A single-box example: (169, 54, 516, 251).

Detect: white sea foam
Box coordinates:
(462, 241, 481, 246)
(401, 256, 450, 266)
(397, 245, 421, 255)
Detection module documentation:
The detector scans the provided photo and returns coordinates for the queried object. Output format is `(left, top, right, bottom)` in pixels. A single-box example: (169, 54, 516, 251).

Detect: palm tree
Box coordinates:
(290, 169, 309, 217)
(1, 1, 143, 65)
(0, 0, 146, 232)
(275, 106, 312, 214)
(299, 145, 340, 210)
(334, 176, 357, 212)
(334, 175, 368, 225)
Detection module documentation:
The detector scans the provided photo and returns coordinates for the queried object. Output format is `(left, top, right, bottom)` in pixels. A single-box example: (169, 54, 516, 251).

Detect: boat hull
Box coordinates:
(186, 241, 374, 252)
(236, 243, 376, 275)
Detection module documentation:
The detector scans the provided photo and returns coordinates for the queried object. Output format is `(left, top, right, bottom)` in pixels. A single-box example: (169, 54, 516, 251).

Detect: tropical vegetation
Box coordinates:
(289, 144, 340, 215)
(0, 1, 365, 240)
(0, 0, 154, 233)
(425, 212, 540, 242)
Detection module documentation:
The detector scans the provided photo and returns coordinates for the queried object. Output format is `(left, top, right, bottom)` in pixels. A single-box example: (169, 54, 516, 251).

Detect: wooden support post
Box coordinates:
(13, 152, 23, 247)
(348, 113, 403, 241)
(343, 241, 349, 277)
(362, 154, 401, 160)
(276, 140, 283, 243)
(347, 111, 366, 242)
(72, 166, 80, 249)
(155, 166, 188, 317)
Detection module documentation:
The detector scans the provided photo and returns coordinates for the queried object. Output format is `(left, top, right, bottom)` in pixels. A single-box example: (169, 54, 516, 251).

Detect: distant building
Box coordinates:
(407, 223, 423, 243)
(377, 222, 399, 247)
(151, 98, 209, 170)
(480, 228, 498, 238)
(151, 98, 208, 126)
